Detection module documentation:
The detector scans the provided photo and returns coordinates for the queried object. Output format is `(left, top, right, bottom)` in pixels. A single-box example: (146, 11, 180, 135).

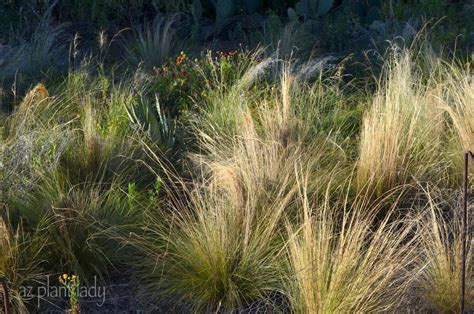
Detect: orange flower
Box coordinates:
(176, 51, 186, 65)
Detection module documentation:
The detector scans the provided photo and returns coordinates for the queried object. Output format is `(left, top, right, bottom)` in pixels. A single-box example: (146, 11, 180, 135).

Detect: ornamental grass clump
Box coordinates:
(134, 67, 349, 311)
(0, 216, 47, 312)
(357, 48, 448, 195)
(3, 69, 152, 282)
(123, 16, 180, 69)
(439, 61, 474, 154)
(137, 177, 294, 311)
(285, 177, 420, 313)
(196, 65, 351, 202)
(415, 188, 474, 312)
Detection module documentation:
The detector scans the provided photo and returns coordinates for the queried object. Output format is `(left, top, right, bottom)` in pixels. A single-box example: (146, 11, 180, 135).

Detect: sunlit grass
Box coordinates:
(1, 39, 473, 312)
(357, 48, 451, 195)
(416, 187, 474, 312)
(285, 175, 419, 312)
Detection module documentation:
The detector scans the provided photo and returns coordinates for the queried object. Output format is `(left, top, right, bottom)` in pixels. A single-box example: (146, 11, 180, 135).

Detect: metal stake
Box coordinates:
(461, 151, 474, 313)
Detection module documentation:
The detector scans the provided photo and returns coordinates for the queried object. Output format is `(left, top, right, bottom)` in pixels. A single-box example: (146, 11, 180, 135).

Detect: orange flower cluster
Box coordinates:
(219, 50, 238, 59)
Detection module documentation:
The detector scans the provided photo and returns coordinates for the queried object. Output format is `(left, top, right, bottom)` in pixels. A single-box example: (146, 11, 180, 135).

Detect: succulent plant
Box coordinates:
(365, 6, 380, 25)
(295, 0, 335, 18)
(211, 0, 234, 30)
(126, 94, 176, 148)
(244, 0, 263, 13)
(287, 7, 299, 22)
(191, 0, 203, 23)
(345, 0, 382, 25)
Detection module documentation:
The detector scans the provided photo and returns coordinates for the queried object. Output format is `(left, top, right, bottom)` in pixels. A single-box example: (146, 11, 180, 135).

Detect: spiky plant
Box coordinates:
(123, 16, 181, 69)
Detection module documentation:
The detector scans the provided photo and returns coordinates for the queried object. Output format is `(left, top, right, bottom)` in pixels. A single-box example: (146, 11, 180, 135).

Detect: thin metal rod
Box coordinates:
(461, 151, 474, 313)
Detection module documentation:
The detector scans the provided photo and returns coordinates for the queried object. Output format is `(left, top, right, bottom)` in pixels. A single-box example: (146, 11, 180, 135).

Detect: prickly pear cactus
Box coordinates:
(287, 7, 299, 21)
(310, 0, 334, 16)
(244, 0, 263, 13)
(295, 0, 335, 18)
(213, 0, 234, 30)
(191, 0, 203, 23)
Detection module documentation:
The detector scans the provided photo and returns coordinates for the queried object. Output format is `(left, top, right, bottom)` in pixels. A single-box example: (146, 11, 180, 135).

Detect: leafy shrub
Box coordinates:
(148, 49, 241, 117)
(125, 49, 246, 151)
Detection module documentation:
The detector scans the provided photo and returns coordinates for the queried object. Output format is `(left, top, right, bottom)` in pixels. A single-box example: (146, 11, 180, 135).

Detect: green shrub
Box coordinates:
(148, 49, 241, 116)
